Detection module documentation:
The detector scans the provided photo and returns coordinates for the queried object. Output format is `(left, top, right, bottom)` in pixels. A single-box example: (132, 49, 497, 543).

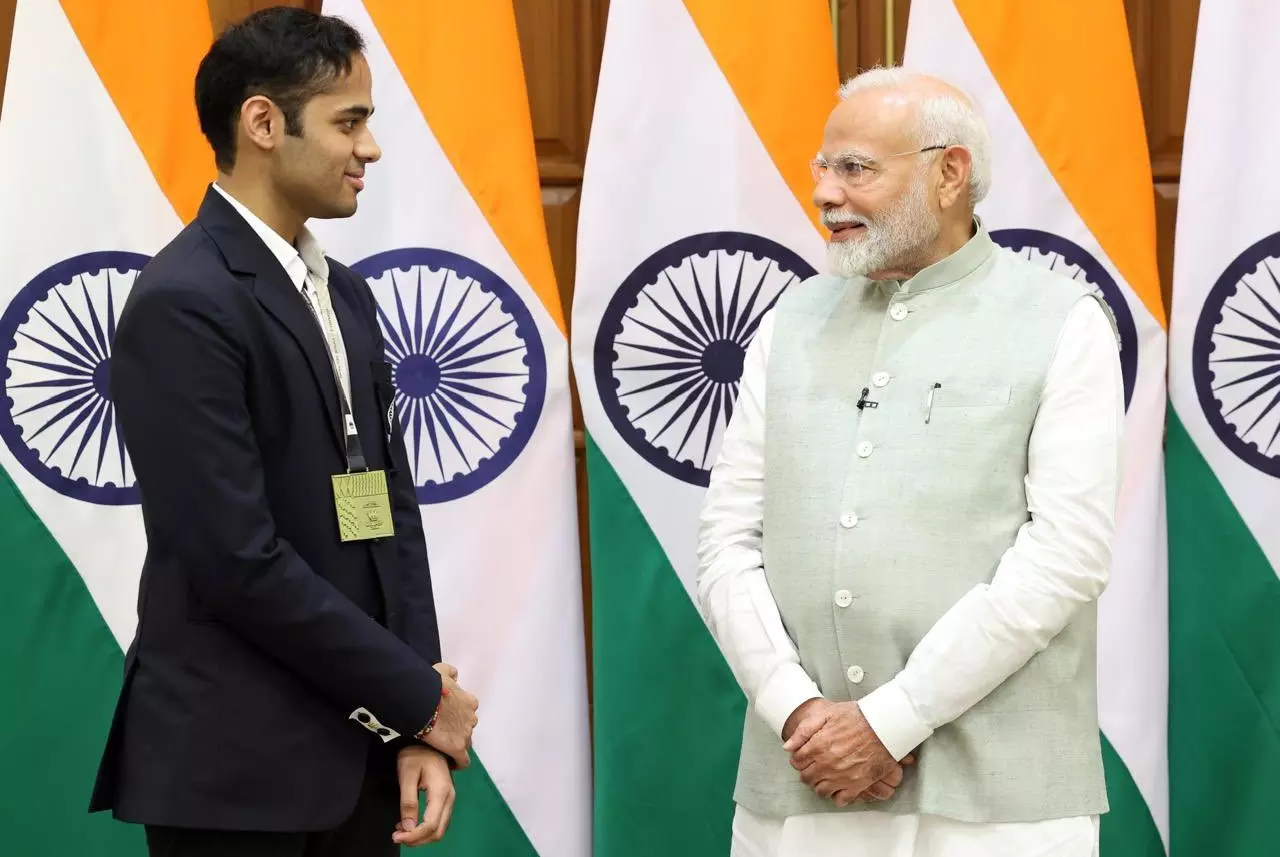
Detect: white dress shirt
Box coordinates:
(697, 296, 1123, 857)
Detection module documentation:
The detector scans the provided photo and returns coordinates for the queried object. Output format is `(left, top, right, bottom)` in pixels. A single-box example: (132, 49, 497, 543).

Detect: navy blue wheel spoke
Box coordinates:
(616, 358, 702, 373)
(738, 276, 790, 343)
(1212, 362, 1280, 392)
(31, 305, 98, 366)
(9, 377, 94, 391)
(723, 254, 748, 342)
(615, 340, 702, 361)
(438, 344, 524, 373)
(1241, 386, 1280, 442)
(1210, 353, 1280, 364)
(1225, 304, 1280, 343)
(434, 294, 499, 363)
(1223, 372, 1280, 420)
(418, 396, 446, 476)
(410, 266, 427, 356)
(376, 308, 409, 362)
(663, 271, 713, 345)
(53, 286, 105, 362)
(13, 383, 99, 420)
(435, 377, 521, 406)
(68, 398, 109, 476)
(437, 385, 514, 432)
(444, 370, 526, 382)
(701, 383, 726, 465)
(390, 271, 421, 359)
(732, 266, 783, 342)
(421, 271, 450, 356)
(688, 260, 719, 342)
(44, 393, 99, 462)
(1245, 279, 1280, 329)
(1216, 331, 1280, 352)
(22, 389, 97, 444)
(632, 372, 708, 424)
(642, 289, 710, 349)
(672, 379, 717, 460)
(426, 396, 471, 470)
(17, 330, 96, 374)
(648, 377, 713, 445)
(83, 275, 110, 355)
(403, 394, 424, 481)
(431, 392, 496, 455)
(619, 367, 705, 399)
(622, 313, 704, 354)
(437, 317, 514, 368)
(97, 404, 117, 484)
(712, 255, 727, 339)
(104, 273, 119, 351)
(426, 282, 475, 356)
(11, 357, 93, 377)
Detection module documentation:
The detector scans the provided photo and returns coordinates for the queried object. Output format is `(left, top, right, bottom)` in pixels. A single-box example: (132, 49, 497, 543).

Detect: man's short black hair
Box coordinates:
(194, 7, 365, 172)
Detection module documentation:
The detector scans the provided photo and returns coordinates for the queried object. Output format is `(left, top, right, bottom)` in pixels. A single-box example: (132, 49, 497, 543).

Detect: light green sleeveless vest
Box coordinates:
(732, 226, 1111, 823)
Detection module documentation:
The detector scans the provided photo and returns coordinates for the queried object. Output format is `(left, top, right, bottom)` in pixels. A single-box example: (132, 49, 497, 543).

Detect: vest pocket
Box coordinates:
(931, 384, 1011, 408)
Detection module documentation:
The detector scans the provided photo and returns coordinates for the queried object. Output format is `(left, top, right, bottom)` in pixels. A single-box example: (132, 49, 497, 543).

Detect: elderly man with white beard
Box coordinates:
(696, 68, 1124, 857)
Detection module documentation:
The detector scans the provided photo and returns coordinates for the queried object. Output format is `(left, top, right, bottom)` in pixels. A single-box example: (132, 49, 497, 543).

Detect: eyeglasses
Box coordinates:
(810, 145, 949, 186)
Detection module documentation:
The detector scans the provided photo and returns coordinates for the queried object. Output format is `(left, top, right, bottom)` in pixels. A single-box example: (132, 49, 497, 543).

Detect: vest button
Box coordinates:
(834, 590, 854, 608)
(846, 665, 865, 684)
(889, 303, 908, 321)
(872, 371, 890, 388)
(839, 513, 858, 528)
(856, 441, 874, 458)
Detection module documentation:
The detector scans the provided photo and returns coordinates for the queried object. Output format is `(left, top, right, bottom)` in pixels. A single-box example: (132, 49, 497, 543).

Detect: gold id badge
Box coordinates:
(332, 469, 396, 542)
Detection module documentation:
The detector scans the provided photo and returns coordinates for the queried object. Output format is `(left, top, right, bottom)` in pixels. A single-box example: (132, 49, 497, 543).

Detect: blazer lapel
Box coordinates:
(196, 188, 345, 458)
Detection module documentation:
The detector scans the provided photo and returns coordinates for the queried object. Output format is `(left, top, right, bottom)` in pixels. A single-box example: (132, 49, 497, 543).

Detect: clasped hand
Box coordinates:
(782, 699, 913, 807)
(419, 663, 479, 769)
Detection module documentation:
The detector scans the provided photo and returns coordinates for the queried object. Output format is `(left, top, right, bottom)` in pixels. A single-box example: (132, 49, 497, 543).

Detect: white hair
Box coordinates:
(838, 67, 992, 204)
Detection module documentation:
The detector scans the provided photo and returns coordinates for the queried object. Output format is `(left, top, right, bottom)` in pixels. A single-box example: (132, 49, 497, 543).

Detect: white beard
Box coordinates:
(825, 172, 941, 279)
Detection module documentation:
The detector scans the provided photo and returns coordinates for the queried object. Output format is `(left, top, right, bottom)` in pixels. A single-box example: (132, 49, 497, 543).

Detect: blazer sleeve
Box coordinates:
(111, 279, 442, 738)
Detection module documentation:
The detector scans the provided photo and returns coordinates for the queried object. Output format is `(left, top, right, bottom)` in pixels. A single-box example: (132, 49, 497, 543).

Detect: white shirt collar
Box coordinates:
(211, 182, 329, 293)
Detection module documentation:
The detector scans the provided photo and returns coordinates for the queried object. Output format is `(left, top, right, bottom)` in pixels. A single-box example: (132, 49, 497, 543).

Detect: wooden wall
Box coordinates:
(0, 2, 1200, 683)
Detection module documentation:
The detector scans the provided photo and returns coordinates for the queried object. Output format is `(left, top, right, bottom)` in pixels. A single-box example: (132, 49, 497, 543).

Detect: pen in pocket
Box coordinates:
(925, 382, 941, 424)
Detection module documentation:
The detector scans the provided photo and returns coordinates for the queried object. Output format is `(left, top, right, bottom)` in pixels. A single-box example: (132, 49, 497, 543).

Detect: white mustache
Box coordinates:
(821, 210, 869, 229)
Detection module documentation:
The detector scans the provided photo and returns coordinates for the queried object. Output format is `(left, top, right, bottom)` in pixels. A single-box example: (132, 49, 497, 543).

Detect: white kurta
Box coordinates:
(697, 295, 1123, 857)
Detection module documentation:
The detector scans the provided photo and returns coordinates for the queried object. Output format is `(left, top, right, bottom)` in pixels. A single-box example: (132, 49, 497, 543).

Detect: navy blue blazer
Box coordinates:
(89, 188, 444, 831)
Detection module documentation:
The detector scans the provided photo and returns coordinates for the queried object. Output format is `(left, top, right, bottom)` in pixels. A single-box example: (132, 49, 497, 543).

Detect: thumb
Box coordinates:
(782, 713, 826, 753)
(398, 763, 421, 832)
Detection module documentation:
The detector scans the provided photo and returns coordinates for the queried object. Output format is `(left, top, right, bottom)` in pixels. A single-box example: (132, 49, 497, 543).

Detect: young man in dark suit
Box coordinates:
(89, 8, 479, 854)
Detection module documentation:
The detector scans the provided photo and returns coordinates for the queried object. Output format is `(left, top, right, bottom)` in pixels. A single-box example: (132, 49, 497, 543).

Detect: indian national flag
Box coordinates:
(312, 3, 590, 857)
(1168, 3, 1280, 853)
(0, 0, 211, 852)
(570, 1, 835, 854)
(904, 2, 1168, 854)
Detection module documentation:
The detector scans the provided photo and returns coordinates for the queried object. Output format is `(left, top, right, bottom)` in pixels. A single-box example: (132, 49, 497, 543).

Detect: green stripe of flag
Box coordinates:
(0, 474, 144, 855)
(586, 434, 744, 857)
(1167, 408, 1280, 856)
(1099, 732, 1164, 856)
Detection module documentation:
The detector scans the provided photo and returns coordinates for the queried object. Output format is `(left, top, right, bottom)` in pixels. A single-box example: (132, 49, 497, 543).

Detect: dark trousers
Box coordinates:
(145, 745, 399, 857)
